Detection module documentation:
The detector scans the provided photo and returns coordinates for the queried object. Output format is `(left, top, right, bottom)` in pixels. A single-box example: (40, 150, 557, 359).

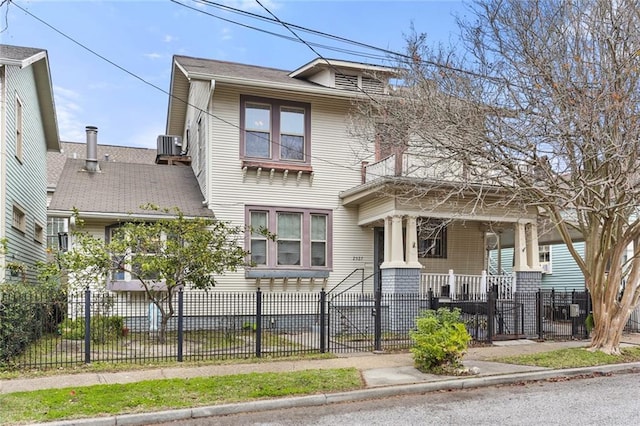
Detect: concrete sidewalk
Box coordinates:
(3, 335, 640, 426)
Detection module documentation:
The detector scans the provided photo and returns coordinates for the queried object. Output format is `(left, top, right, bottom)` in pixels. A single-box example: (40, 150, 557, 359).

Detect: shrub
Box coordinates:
(60, 315, 125, 344)
(409, 308, 471, 374)
(585, 313, 595, 335)
(0, 284, 66, 366)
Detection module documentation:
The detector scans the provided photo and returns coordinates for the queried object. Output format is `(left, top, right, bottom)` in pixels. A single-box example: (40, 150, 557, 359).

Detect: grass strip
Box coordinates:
(0, 368, 362, 425)
(492, 346, 640, 368)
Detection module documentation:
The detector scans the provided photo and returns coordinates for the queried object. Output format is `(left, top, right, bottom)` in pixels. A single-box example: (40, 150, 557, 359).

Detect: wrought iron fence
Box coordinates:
(3, 287, 638, 371)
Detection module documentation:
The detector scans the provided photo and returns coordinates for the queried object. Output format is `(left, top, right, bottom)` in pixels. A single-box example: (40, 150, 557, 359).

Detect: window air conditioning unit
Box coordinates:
(157, 135, 182, 156)
(541, 262, 552, 274)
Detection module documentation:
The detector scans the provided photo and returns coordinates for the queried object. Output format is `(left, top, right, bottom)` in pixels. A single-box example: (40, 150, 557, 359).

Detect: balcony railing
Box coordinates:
(363, 153, 501, 185)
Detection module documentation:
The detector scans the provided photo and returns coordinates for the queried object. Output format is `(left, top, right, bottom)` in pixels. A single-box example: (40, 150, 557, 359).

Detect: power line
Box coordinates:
(9, 0, 373, 176)
(169, 0, 391, 62)
(254, 0, 380, 104)
(196, 0, 408, 60)
(178, 0, 498, 83)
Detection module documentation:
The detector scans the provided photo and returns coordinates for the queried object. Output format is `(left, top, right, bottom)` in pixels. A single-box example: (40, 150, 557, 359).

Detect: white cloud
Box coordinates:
(164, 34, 175, 43)
(224, 0, 280, 12)
(144, 52, 164, 60)
(221, 27, 232, 41)
(53, 85, 85, 142)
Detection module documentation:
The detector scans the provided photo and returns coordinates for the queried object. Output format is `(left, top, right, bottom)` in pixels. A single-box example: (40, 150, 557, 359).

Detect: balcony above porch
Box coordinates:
(362, 152, 500, 185)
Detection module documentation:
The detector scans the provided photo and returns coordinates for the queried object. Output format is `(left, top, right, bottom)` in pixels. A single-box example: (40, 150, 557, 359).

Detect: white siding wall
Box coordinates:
(205, 85, 373, 292)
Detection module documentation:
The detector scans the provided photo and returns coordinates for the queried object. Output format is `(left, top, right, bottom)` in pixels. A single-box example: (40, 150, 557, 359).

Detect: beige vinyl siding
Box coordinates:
(205, 85, 372, 292)
(359, 197, 396, 225)
(3, 62, 49, 281)
(419, 221, 485, 274)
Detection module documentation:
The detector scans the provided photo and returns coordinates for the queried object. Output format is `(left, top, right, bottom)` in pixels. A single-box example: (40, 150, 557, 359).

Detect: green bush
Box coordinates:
(409, 308, 471, 374)
(0, 284, 66, 366)
(585, 313, 595, 335)
(60, 315, 125, 344)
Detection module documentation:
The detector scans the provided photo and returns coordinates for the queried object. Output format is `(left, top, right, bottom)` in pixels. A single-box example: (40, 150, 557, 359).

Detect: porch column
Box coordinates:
(385, 215, 405, 267)
(497, 233, 502, 274)
(381, 216, 392, 268)
(513, 222, 528, 271)
(526, 223, 540, 270)
(405, 216, 421, 268)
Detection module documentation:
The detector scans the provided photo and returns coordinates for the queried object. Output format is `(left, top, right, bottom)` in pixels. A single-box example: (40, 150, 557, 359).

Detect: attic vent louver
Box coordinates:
(335, 74, 359, 91)
(157, 135, 182, 156)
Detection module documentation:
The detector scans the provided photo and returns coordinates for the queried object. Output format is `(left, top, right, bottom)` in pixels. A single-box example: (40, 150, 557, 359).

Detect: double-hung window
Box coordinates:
(241, 96, 311, 168)
(246, 206, 331, 272)
(107, 225, 163, 283)
(12, 205, 26, 233)
(418, 218, 447, 259)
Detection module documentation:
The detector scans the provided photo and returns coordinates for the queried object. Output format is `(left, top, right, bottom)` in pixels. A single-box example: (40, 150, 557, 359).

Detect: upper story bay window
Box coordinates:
(241, 95, 311, 170)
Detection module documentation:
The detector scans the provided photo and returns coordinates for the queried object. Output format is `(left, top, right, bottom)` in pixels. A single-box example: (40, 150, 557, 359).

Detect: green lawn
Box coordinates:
(492, 346, 640, 368)
(0, 368, 362, 425)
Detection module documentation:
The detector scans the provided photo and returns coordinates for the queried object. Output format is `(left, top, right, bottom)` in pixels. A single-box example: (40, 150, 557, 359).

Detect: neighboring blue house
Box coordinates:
(490, 242, 586, 291)
(1, 45, 60, 281)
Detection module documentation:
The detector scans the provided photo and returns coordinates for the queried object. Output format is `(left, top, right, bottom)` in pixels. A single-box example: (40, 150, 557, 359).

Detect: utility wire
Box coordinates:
(169, 0, 391, 62)
(9, 0, 373, 176)
(254, 0, 380, 104)
(179, 0, 500, 83)
(196, 0, 407, 60)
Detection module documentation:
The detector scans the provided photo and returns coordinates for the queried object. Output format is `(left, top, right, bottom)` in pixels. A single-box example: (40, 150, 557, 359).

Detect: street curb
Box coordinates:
(30, 362, 640, 426)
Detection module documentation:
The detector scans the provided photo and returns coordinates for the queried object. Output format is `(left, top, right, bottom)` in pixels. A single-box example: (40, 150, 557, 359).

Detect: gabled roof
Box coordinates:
(289, 58, 397, 79)
(48, 142, 157, 189)
(166, 55, 393, 138)
(0, 44, 60, 152)
(48, 159, 214, 219)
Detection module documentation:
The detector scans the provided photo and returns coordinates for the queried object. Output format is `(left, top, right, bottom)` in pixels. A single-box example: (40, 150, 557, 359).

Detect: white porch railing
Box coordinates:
(365, 155, 397, 182)
(363, 152, 504, 186)
(420, 270, 516, 300)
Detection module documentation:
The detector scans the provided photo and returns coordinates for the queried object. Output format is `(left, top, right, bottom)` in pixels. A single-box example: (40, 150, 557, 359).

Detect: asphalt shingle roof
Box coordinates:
(48, 142, 158, 188)
(0, 44, 44, 61)
(174, 55, 320, 88)
(49, 159, 214, 218)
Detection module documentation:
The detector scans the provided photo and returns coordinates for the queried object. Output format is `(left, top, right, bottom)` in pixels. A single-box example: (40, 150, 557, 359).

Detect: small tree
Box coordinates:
(62, 206, 247, 343)
(410, 308, 471, 374)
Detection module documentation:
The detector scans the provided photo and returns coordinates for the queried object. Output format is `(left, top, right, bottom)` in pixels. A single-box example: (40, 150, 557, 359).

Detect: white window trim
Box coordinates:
(539, 245, 552, 274)
(12, 204, 27, 233)
(34, 222, 44, 244)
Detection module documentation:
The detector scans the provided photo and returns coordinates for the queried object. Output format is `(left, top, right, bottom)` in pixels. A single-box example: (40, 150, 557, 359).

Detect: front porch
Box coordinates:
(340, 152, 545, 302)
(421, 270, 515, 300)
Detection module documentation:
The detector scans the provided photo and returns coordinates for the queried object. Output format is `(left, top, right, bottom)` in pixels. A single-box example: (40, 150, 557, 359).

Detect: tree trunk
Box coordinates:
(158, 314, 170, 344)
(588, 302, 630, 355)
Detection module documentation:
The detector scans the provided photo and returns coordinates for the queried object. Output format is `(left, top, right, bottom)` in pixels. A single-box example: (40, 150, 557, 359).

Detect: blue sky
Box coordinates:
(1, 0, 466, 149)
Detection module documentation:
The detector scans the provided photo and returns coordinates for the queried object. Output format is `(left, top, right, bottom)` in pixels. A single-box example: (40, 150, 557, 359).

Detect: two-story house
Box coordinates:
(1, 44, 60, 282)
(164, 55, 543, 299)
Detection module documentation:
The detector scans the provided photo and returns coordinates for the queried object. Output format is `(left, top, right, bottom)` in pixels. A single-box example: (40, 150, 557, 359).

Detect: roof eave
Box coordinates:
(47, 209, 215, 221)
(289, 58, 398, 79)
(32, 53, 61, 151)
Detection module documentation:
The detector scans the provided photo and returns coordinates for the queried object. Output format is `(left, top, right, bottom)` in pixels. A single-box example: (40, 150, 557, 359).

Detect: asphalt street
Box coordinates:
(155, 371, 640, 425)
